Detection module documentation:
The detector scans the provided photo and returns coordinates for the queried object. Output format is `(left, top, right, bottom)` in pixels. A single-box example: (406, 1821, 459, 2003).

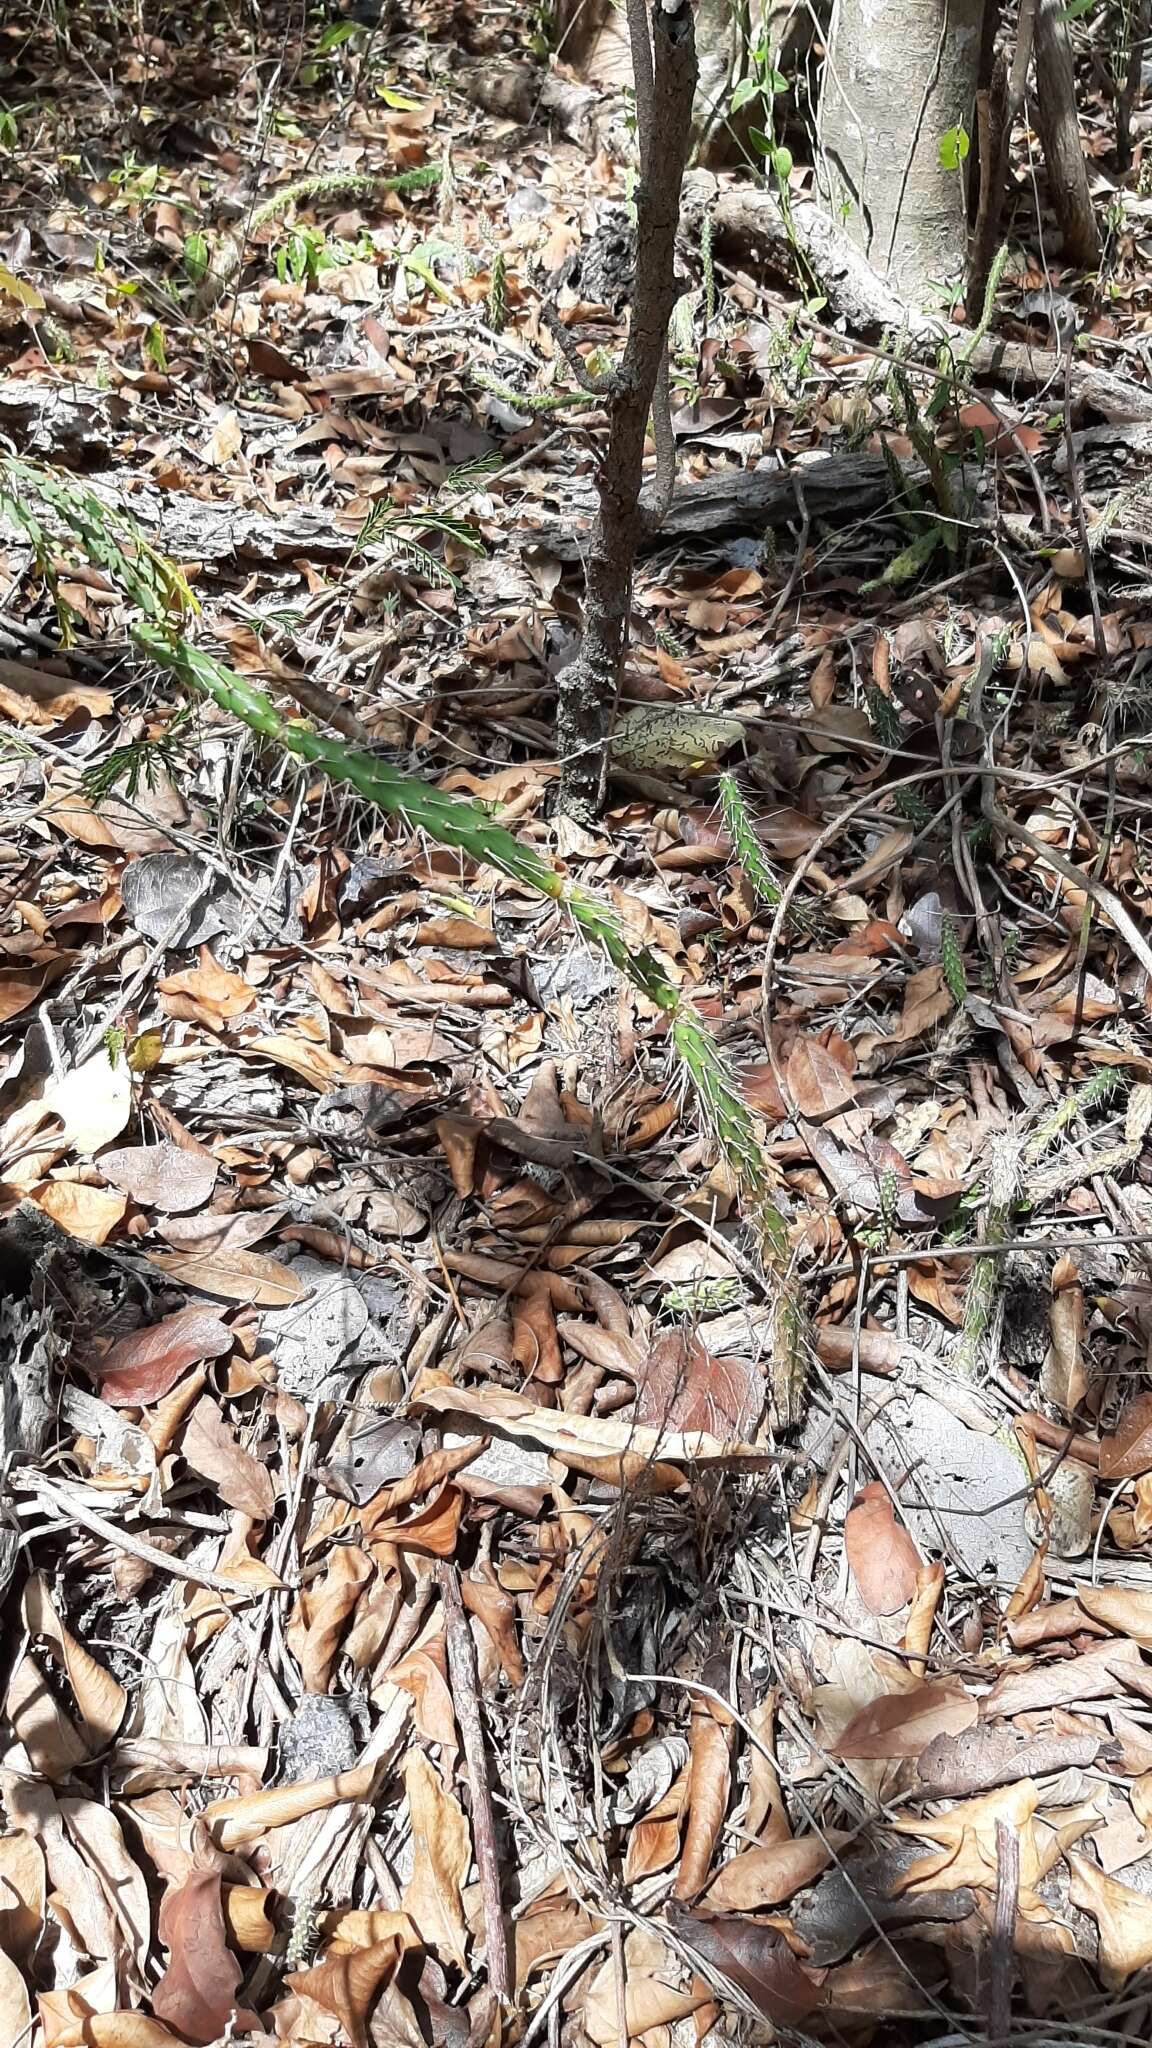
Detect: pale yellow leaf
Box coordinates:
(402, 1748, 471, 1968)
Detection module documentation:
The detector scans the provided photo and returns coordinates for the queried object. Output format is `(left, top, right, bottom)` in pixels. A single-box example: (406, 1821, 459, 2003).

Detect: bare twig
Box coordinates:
(438, 1559, 510, 2004)
(988, 1820, 1019, 2043)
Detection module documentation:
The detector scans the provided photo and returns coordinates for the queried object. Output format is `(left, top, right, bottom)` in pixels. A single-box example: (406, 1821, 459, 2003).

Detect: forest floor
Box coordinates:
(7, 2, 1152, 2044)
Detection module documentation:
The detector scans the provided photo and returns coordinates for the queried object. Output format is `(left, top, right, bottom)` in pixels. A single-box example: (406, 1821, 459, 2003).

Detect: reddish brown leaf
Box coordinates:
(1100, 1392, 1152, 1481)
(94, 1307, 233, 1407)
(672, 1909, 824, 2028)
(154, 1868, 251, 2045)
(843, 1483, 921, 1615)
(637, 1330, 765, 1439)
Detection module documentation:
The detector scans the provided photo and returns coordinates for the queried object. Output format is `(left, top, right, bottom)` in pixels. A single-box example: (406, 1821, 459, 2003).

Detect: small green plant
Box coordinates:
(182, 233, 210, 286)
(108, 152, 161, 204)
(938, 123, 970, 170)
(275, 224, 345, 288)
(354, 504, 485, 588)
(82, 705, 194, 806)
(143, 322, 168, 374)
(940, 916, 967, 1005)
(0, 105, 20, 151)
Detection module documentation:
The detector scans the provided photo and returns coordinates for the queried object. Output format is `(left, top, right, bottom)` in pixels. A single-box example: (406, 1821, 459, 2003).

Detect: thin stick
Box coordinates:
(438, 1560, 510, 2003)
(988, 1820, 1019, 2043)
(21, 1474, 262, 1598)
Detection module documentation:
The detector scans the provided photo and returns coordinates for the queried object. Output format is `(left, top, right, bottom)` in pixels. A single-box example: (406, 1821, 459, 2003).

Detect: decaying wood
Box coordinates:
(681, 174, 1152, 422)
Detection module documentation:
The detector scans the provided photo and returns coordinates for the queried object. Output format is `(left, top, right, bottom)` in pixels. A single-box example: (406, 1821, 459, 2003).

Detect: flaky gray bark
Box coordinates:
(555, 0, 697, 821)
(817, 0, 987, 306)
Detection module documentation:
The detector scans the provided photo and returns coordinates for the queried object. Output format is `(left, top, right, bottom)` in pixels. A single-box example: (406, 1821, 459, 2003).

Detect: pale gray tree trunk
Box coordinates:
(817, 0, 987, 307)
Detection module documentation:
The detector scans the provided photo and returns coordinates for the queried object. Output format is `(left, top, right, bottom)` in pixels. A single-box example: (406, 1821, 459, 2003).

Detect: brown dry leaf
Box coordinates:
(583, 1925, 710, 2045)
(96, 1307, 234, 1405)
(980, 1637, 1140, 1716)
(388, 1639, 458, 1752)
(1067, 1852, 1152, 1987)
(24, 1574, 127, 1745)
(181, 1396, 276, 1518)
(287, 1936, 403, 2048)
(758, 807, 825, 857)
(366, 1484, 464, 1557)
(1099, 1392, 1152, 1480)
(154, 1868, 250, 2045)
(701, 1832, 844, 1910)
(293, 1543, 374, 1693)
(887, 1777, 1090, 1892)
(202, 1760, 378, 1849)
(202, 408, 243, 466)
(411, 1384, 767, 1490)
(59, 1797, 152, 1977)
(460, 1565, 526, 1688)
(52, 2018, 203, 2046)
(672, 1910, 824, 2028)
(674, 1677, 734, 1900)
(513, 1891, 598, 1988)
(0, 953, 74, 1025)
(907, 1259, 965, 1324)
(843, 1483, 920, 1614)
(903, 1560, 946, 1674)
(1076, 1586, 1152, 1645)
(637, 1329, 765, 1439)
(833, 1679, 976, 1759)
(158, 950, 258, 1025)
(1042, 1254, 1086, 1412)
(401, 1748, 471, 1968)
(247, 1033, 349, 1090)
(146, 1245, 305, 1306)
(744, 1696, 789, 1844)
(785, 1033, 858, 1117)
(6, 1652, 92, 1775)
(511, 1280, 563, 1387)
(30, 1179, 128, 1245)
(98, 1141, 218, 1213)
(881, 965, 953, 1046)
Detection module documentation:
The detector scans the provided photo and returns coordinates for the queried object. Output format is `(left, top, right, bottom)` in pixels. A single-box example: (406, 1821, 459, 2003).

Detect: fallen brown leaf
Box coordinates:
(843, 1483, 920, 1614)
(181, 1396, 276, 1519)
(95, 1306, 234, 1405)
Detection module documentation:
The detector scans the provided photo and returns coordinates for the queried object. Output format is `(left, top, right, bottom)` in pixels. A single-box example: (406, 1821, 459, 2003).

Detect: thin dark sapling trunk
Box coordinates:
(1033, 0, 1100, 267)
(553, 0, 697, 821)
(967, 0, 1035, 321)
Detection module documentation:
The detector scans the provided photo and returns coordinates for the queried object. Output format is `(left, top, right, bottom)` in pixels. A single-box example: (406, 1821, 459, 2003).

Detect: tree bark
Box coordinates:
(555, 0, 697, 821)
(1033, 0, 1100, 266)
(817, 0, 987, 306)
(966, 0, 1034, 320)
